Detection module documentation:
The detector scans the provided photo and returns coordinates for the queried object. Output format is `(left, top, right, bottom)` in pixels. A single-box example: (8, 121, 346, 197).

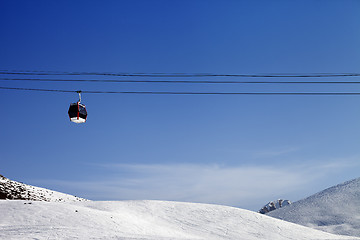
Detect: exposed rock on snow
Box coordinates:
(0, 174, 87, 202)
(268, 177, 360, 237)
(258, 199, 292, 214)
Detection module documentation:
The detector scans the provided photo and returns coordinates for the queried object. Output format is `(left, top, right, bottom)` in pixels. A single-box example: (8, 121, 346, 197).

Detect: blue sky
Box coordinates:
(1, 0, 360, 210)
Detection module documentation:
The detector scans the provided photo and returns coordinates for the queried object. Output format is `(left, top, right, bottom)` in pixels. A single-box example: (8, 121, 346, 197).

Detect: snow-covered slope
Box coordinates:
(0, 174, 87, 202)
(0, 200, 358, 240)
(258, 199, 292, 214)
(268, 177, 360, 237)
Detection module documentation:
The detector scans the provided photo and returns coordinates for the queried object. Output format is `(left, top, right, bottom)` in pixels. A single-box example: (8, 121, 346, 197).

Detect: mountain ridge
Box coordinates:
(268, 177, 360, 237)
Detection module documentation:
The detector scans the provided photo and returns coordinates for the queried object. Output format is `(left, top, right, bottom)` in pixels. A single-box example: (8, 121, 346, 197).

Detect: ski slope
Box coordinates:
(0, 200, 358, 240)
(268, 177, 360, 237)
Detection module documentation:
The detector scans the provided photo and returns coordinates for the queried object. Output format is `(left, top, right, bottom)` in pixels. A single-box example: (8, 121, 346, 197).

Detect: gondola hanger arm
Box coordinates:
(77, 90, 82, 103)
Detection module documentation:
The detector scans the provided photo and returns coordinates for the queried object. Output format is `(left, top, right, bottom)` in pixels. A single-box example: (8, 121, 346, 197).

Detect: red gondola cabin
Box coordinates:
(68, 102, 87, 123)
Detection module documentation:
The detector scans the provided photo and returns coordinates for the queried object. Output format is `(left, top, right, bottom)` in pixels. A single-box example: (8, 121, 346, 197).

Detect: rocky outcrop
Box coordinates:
(258, 199, 291, 214)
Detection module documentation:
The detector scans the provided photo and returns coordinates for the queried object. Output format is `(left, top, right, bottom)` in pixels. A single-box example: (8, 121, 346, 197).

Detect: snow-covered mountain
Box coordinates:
(268, 177, 360, 237)
(1, 174, 359, 239)
(258, 199, 292, 214)
(0, 200, 358, 240)
(0, 174, 87, 202)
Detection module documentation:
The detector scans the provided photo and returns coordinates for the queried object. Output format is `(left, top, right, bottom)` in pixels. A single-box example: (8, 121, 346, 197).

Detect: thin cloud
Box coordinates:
(214, 146, 301, 159)
(252, 146, 301, 158)
(32, 159, 360, 210)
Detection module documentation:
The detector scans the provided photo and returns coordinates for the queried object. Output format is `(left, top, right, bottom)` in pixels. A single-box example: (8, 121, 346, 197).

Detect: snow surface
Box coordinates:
(0, 200, 358, 240)
(268, 177, 360, 237)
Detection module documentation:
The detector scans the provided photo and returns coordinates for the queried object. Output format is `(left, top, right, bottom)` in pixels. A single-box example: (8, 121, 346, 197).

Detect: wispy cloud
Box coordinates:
(33, 158, 360, 210)
(215, 145, 302, 160)
(252, 146, 301, 158)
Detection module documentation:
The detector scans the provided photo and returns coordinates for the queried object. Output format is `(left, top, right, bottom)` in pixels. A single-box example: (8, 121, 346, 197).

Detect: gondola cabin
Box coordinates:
(68, 102, 87, 123)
